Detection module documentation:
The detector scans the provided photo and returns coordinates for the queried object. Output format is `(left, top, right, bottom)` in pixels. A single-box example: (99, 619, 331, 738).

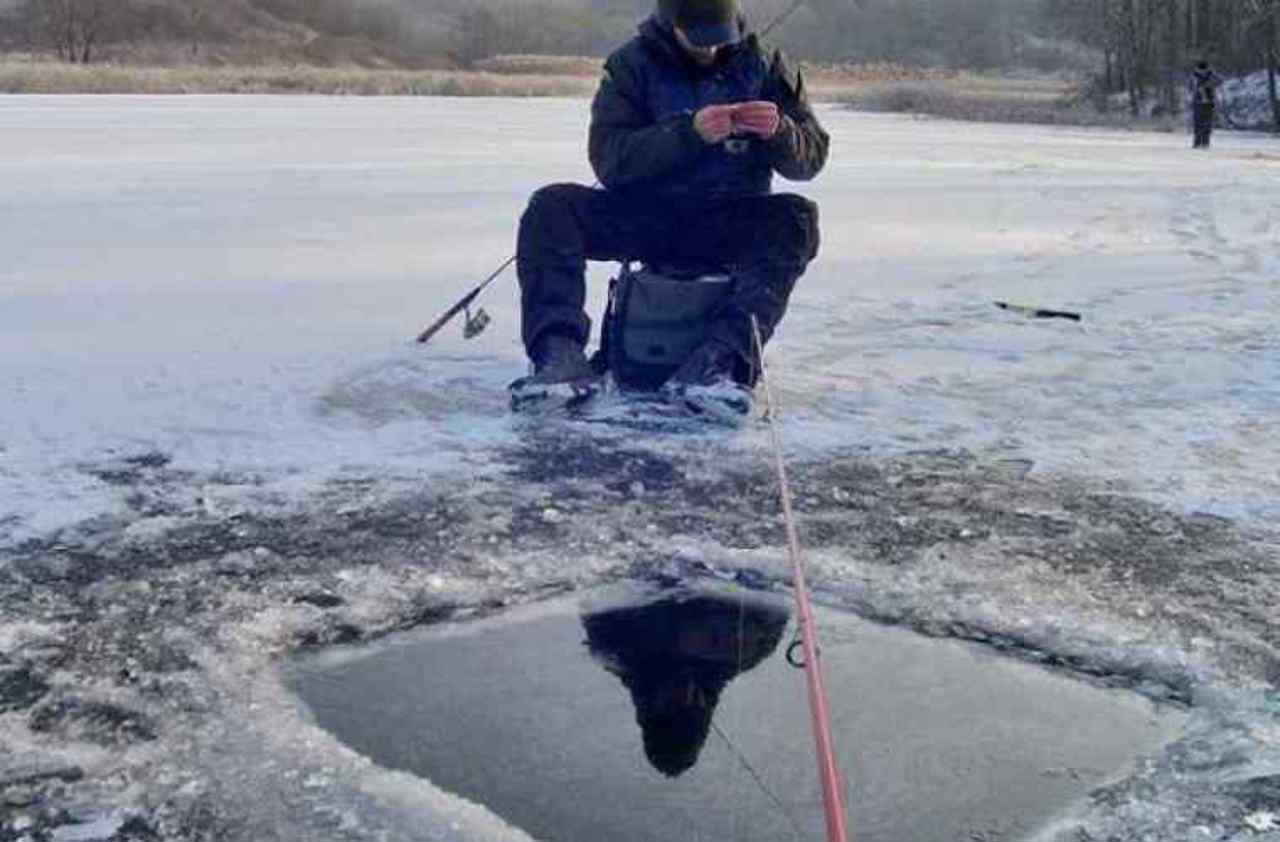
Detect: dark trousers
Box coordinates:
(1193, 104, 1215, 148)
(516, 183, 820, 367)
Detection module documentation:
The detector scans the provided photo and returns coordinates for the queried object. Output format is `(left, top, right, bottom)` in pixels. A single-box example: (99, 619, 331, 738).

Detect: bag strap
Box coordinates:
(590, 263, 631, 376)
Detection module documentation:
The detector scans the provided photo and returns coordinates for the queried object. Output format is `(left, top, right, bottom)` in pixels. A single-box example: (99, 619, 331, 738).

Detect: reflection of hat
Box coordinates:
(632, 672, 717, 777)
(659, 0, 741, 47)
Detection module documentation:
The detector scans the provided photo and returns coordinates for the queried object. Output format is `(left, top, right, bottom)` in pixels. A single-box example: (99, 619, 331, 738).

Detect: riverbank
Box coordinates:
(0, 55, 1044, 106)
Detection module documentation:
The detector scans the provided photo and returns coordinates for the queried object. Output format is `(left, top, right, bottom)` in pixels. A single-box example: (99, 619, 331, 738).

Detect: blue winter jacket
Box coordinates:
(588, 14, 829, 201)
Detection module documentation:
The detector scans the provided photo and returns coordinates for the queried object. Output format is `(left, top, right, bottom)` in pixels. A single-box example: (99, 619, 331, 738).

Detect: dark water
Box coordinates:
(288, 580, 1185, 842)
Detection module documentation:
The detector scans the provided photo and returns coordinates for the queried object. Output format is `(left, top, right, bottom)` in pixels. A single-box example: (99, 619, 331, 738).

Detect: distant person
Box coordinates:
(512, 0, 828, 412)
(1189, 61, 1224, 149)
(581, 584, 789, 777)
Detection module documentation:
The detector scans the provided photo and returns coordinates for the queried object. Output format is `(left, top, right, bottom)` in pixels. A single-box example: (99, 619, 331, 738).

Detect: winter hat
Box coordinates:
(659, 0, 741, 47)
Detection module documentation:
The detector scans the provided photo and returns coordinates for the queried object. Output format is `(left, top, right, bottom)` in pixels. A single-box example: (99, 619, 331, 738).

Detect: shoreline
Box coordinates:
(4, 61, 1270, 134)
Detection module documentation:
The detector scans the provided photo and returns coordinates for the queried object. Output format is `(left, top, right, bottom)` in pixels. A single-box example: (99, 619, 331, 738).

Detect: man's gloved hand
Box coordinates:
(730, 101, 780, 139)
(693, 104, 736, 144)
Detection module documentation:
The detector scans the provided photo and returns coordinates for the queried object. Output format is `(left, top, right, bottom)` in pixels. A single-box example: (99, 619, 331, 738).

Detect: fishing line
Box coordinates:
(730, 581, 749, 842)
(711, 719, 806, 842)
(722, 571, 803, 842)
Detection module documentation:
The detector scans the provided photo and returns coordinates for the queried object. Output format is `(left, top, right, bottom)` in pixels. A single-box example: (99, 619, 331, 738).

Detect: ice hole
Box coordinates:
(287, 579, 1186, 842)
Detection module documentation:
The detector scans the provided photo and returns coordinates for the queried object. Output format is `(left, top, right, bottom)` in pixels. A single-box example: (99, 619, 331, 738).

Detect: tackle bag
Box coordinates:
(597, 262, 734, 392)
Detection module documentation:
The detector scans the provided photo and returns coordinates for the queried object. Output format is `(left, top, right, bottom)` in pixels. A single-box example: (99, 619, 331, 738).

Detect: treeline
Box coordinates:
(765, 0, 1088, 70)
(0, 0, 283, 63)
(0, 0, 1089, 69)
(1041, 0, 1280, 118)
(253, 0, 636, 64)
(0, 0, 636, 67)
(1, 0, 1276, 104)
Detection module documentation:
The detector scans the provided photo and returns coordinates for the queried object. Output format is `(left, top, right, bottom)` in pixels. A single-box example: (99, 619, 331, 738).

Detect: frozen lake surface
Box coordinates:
(1, 96, 1277, 538)
(1, 96, 1278, 842)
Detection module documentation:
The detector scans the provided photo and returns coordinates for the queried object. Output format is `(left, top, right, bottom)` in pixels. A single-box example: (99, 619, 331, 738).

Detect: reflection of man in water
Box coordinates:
(581, 586, 789, 777)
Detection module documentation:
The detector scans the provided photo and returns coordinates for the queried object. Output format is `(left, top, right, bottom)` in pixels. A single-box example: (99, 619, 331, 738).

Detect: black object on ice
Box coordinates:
(995, 301, 1083, 322)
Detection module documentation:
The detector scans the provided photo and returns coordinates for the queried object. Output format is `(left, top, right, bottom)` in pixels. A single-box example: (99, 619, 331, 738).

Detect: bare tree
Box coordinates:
(17, 0, 112, 62)
(1243, 0, 1280, 129)
(175, 0, 215, 59)
(1044, 0, 1276, 122)
(455, 5, 502, 66)
(1271, 5, 1280, 130)
(59, 0, 106, 62)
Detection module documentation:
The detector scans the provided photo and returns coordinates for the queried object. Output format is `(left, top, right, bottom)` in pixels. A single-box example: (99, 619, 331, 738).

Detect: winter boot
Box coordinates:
(661, 338, 753, 420)
(530, 332, 594, 384)
(510, 331, 598, 411)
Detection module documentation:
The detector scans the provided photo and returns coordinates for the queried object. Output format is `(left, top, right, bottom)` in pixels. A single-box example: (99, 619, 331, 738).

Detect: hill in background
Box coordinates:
(0, 0, 640, 69)
(0, 0, 1093, 73)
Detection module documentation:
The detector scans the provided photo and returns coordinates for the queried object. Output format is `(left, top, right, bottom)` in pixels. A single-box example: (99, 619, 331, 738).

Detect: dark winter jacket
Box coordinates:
(1190, 67, 1223, 107)
(588, 14, 828, 201)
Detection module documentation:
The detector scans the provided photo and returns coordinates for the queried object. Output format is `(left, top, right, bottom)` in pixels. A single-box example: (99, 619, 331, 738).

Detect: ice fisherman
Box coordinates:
(1189, 61, 1224, 149)
(514, 0, 829, 407)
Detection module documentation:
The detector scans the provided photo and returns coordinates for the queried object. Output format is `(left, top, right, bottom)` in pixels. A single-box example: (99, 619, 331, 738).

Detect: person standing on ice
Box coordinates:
(1189, 61, 1224, 149)
(514, 0, 828, 405)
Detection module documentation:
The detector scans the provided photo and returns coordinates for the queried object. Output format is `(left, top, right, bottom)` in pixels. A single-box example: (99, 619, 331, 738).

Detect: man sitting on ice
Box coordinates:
(513, 0, 828, 410)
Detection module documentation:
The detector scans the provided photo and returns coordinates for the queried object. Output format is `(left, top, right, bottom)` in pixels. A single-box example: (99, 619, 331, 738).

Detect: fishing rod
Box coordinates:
(413, 0, 827, 346)
(415, 255, 509, 344)
(761, 0, 863, 37)
(751, 315, 851, 842)
(759, 0, 809, 37)
(995, 301, 1082, 322)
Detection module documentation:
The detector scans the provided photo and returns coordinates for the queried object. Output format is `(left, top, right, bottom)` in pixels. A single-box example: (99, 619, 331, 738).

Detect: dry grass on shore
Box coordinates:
(470, 54, 602, 77)
(838, 75, 1178, 130)
(0, 56, 1162, 131)
(0, 55, 1040, 103)
(0, 60, 597, 96)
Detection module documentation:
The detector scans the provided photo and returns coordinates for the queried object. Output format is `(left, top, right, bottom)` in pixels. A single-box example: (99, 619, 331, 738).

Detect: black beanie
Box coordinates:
(659, 0, 741, 47)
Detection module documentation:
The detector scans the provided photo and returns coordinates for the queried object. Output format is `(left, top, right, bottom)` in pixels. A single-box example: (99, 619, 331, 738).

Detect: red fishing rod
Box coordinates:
(752, 317, 851, 842)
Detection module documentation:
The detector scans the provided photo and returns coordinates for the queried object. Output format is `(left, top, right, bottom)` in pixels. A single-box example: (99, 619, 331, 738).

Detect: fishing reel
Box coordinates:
(463, 304, 491, 339)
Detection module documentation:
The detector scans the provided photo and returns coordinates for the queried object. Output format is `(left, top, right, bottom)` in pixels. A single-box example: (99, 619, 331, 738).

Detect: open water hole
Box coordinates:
(287, 579, 1187, 842)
